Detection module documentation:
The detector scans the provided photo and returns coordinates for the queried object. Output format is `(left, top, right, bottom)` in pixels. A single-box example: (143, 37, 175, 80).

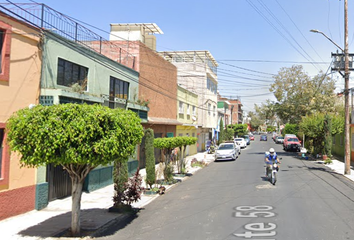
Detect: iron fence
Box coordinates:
(0, 2, 136, 69)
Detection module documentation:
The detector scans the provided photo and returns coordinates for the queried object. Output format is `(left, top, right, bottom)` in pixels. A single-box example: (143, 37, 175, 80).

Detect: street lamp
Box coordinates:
(310, 0, 350, 175)
(310, 29, 344, 52)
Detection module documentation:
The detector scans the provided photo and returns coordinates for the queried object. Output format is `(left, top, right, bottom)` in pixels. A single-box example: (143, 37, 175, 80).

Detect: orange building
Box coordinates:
(0, 13, 42, 220)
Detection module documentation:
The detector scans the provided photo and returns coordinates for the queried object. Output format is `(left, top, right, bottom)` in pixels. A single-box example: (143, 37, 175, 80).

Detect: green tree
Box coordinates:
(218, 118, 225, 144)
(323, 114, 332, 157)
(233, 124, 248, 137)
(6, 104, 144, 236)
(113, 158, 128, 207)
(248, 111, 263, 131)
(270, 65, 336, 124)
(300, 112, 344, 155)
(254, 100, 277, 126)
(145, 128, 156, 189)
(225, 125, 235, 140)
(283, 123, 299, 136)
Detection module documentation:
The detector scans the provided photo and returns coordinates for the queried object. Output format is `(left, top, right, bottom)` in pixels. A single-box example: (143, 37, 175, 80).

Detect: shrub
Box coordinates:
(122, 169, 143, 205)
(145, 129, 156, 189)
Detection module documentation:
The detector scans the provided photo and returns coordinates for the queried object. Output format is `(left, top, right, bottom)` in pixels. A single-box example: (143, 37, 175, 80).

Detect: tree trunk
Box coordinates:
(71, 176, 84, 236)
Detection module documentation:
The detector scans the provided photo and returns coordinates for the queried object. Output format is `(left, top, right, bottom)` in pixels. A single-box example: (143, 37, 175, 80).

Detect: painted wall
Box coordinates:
(0, 15, 41, 220)
(176, 86, 198, 155)
(41, 32, 140, 102)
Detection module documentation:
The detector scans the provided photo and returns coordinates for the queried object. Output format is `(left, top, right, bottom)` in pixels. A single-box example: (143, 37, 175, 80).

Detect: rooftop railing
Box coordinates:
(0, 2, 136, 70)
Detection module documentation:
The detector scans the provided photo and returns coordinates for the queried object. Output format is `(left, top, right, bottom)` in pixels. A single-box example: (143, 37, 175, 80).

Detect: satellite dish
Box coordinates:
(192, 116, 197, 121)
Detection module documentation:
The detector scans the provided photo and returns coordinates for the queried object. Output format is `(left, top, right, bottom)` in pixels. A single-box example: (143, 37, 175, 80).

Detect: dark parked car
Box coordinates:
(260, 135, 267, 141)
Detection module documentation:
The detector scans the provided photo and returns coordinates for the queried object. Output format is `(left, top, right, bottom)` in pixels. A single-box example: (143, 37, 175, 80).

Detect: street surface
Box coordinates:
(98, 135, 354, 240)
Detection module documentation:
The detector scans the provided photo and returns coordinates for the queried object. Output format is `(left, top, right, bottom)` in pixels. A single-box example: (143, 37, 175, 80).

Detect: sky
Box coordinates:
(7, 0, 354, 113)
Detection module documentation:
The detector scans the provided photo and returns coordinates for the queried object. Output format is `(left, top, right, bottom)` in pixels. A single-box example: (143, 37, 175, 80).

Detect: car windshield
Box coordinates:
(218, 144, 234, 150)
(278, 137, 284, 139)
(288, 138, 298, 142)
(235, 139, 243, 141)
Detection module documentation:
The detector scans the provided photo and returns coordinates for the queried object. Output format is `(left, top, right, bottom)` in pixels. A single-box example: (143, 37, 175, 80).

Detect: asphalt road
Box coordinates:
(99, 135, 354, 240)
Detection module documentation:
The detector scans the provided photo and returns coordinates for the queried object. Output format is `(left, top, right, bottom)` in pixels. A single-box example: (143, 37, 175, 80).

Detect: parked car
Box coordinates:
(260, 135, 267, 141)
(225, 140, 241, 156)
(215, 142, 238, 161)
(242, 135, 251, 145)
(283, 137, 301, 151)
(249, 135, 255, 141)
(234, 138, 247, 149)
(275, 136, 284, 144)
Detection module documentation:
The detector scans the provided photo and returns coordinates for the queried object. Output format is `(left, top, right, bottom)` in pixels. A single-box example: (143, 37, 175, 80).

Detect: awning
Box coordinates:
(147, 117, 183, 126)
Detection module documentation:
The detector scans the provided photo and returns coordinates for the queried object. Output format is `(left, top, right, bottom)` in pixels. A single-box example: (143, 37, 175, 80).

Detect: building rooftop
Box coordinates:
(110, 23, 163, 34)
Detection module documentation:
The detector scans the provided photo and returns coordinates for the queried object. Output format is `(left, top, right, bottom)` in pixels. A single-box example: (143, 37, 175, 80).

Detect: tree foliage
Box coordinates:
(283, 124, 299, 136)
(154, 136, 197, 178)
(270, 65, 336, 124)
(144, 128, 156, 189)
(233, 124, 248, 137)
(248, 111, 263, 131)
(299, 112, 344, 155)
(6, 104, 144, 236)
(224, 125, 235, 140)
(218, 118, 225, 144)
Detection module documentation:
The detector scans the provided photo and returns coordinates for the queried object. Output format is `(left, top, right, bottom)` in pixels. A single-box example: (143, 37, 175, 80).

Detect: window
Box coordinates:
(179, 101, 184, 114)
(0, 22, 12, 82)
(109, 76, 130, 109)
(192, 106, 196, 116)
(57, 58, 88, 90)
(208, 103, 211, 116)
(186, 104, 190, 115)
(213, 105, 216, 117)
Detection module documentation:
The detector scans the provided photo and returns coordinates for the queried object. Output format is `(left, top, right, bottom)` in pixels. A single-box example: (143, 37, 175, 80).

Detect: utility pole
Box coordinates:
(344, 0, 350, 174)
(310, 0, 351, 174)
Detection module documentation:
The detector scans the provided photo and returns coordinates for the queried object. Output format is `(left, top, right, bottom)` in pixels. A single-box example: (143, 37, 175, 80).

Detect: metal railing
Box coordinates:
(0, 2, 136, 70)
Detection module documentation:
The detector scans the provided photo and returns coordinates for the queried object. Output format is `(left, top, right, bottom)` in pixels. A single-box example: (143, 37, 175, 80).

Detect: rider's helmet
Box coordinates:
(269, 148, 275, 156)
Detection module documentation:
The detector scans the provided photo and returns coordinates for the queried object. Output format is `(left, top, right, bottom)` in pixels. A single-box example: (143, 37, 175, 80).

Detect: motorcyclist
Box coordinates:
(265, 148, 281, 177)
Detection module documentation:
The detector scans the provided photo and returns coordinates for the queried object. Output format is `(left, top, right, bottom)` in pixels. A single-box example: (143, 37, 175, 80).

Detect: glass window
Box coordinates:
(109, 76, 130, 108)
(179, 101, 184, 114)
(57, 58, 88, 90)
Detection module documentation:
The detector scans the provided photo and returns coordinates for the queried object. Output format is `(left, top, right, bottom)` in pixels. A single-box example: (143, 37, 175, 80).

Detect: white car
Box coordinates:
(215, 142, 238, 161)
(234, 138, 247, 149)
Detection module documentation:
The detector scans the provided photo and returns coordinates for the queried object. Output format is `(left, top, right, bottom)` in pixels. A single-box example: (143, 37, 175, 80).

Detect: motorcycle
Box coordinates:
(266, 158, 282, 185)
(267, 163, 278, 185)
(207, 144, 215, 154)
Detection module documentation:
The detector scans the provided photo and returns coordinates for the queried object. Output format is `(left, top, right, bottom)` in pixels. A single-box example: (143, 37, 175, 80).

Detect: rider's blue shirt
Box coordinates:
(266, 154, 278, 164)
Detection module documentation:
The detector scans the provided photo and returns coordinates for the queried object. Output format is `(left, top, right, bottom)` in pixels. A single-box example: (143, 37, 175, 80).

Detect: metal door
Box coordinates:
(47, 164, 72, 201)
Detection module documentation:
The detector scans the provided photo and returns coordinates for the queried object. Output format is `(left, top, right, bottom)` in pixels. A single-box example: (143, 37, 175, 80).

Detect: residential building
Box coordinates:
(0, 11, 42, 220)
(109, 23, 181, 166)
(177, 85, 198, 155)
(219, 97, 243, 125)
(159, 51, 218, 151)
(0, 3, 148, 219)
(217, 99, 231, 141)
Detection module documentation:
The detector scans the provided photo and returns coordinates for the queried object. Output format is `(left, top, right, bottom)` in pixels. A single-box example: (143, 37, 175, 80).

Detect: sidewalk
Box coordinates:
(0, 152, 215, 240)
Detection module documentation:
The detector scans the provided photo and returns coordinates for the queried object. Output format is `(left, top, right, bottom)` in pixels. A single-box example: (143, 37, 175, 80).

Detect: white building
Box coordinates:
(159, 51, 218, 151)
